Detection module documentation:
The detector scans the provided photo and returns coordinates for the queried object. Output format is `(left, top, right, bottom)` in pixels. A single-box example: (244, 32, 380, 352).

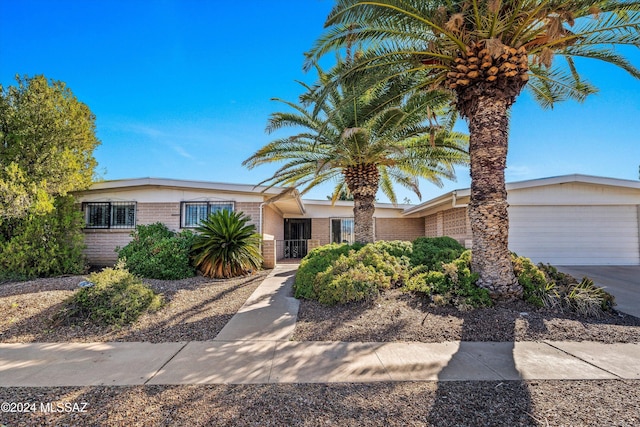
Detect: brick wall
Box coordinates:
(262, 238, 276, 268)
(421, 207, 471, 244)
(236, 202, 261, 230)
(83, 229, 133, 266)
(137, 202, 181, 230)
(375, 217, 424, 242)
(311, 218, 331, 246)
(424, 214, 438, 237)
(263, 205, 283, 240)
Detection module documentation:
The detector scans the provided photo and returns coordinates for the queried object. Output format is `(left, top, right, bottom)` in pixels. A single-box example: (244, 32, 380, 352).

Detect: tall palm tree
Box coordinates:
(243, 66, 468, 244)
(306, 0, 640, 299)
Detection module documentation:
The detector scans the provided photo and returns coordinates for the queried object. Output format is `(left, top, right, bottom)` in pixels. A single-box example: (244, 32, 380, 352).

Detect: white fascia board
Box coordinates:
(505, 174, 640, 191)
(86, 177, 287, 196)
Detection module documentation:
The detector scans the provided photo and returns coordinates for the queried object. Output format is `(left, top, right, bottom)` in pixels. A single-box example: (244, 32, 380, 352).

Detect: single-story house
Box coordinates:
(74, 174, 640, 267)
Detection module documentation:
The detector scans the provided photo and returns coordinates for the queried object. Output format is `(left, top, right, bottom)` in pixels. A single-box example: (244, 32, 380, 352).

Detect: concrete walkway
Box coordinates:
(1, 264, 639, 387)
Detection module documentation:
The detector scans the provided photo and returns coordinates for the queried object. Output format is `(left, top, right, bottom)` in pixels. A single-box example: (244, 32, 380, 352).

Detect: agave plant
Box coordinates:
(191, 210, 263, 279)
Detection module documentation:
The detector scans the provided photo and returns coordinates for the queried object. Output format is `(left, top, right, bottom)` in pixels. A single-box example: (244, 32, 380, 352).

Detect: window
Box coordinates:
(181, 201, 234, 228)
(83, 202, 136, 229)
(331, 218, 355, 244)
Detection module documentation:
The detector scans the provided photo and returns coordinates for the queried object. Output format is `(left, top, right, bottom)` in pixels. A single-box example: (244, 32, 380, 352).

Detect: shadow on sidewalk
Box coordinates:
(426, 307, 535, 426)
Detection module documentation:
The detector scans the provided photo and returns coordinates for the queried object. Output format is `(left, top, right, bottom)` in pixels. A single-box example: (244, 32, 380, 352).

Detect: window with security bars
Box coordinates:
(83, 202, 136, 229)
(331, 218, 355, 244)
(181, 201, 234, 228)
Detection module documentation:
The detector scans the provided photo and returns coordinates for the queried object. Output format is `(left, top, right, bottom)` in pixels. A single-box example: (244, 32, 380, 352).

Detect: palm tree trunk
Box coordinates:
(353, 193, 376, 244)
(344, 164, 379, 244)
(467, 95, 522, 300)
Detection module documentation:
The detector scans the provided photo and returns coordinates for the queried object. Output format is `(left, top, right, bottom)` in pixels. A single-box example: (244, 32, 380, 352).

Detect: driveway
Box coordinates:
(556, 266, 640, 318)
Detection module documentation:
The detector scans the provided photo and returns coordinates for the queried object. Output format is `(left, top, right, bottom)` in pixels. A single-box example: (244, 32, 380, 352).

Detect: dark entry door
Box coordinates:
(284, 219, 311, 258)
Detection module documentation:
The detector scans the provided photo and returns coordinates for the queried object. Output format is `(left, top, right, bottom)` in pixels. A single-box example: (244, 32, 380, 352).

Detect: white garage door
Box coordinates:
(509, 205, 640, 265)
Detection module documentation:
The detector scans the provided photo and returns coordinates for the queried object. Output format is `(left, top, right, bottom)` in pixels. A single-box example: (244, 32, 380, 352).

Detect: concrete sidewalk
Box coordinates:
(1, 340, 638, 386)
(1, 263, 639, 387)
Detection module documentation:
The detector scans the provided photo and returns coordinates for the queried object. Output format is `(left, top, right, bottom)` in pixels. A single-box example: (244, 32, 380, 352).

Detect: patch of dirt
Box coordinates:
(1, 381, 639, 426)
(293, 289, 640, 343)
(0, 271, 270, 343)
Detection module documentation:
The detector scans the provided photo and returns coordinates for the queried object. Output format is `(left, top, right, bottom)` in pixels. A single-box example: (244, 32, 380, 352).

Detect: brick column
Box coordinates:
(307, 239, 320, 252)
(262, 239, 276, 269)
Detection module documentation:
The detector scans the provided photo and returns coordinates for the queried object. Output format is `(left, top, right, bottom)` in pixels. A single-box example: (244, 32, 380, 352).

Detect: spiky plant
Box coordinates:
(306, 0, 640, 299)
(243, 64, 468, 244)
(191, 210, 263, 279)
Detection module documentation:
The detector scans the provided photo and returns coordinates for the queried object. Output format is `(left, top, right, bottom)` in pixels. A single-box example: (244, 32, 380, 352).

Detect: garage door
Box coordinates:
(509, 205, 640, 265)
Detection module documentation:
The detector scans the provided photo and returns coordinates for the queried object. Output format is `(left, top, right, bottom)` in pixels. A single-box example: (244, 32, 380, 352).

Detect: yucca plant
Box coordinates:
(191, 210, 263, 279)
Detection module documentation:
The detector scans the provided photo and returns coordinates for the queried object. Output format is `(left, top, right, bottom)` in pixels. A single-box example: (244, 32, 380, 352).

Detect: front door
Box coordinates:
(283, 219, 311, 258)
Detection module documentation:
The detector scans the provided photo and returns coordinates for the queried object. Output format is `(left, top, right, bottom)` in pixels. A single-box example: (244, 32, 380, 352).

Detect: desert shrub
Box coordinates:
(314, 262, 386, 305)
(370, 240, 413, 260)
(293, 243, 359, 299)
(410, 236, 465, 270)
(0, 195, 86, 281)
(117, 223, 196, 280)
(405, 250, 491, 309)
(564, 278, 614, 317)
(312, 245, 405, 305)
(514, 259, 614, 316)
(59, 264, 163, 326)
(191, 210, 262, 278)
(405, 270, 448, 294)
(512, 255, 556, 308)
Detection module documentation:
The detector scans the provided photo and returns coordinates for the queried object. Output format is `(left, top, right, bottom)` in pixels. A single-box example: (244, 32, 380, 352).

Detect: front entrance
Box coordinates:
(281, 219, 312, 259)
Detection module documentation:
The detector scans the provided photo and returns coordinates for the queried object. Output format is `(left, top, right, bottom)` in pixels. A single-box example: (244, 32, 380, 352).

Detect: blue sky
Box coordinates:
(1, 0, 639, 204)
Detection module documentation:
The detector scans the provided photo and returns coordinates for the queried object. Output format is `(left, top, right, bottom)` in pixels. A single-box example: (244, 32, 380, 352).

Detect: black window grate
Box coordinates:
(83, 202, 136, 229)
(181, 201, 234, 228)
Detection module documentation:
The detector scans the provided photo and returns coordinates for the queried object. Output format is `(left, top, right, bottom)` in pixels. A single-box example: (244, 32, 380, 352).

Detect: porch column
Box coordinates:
(262, 238, 276, 269)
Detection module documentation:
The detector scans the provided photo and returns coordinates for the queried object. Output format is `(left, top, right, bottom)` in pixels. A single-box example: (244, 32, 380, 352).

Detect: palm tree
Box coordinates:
(243, 66, 468, 244)
(306, 0, 640, 299)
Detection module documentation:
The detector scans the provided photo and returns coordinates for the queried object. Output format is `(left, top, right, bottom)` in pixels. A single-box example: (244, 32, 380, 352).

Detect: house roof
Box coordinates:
(86, 177, 290, 195)
(402, 174, 640, 217)
(77, 177, 306, 215)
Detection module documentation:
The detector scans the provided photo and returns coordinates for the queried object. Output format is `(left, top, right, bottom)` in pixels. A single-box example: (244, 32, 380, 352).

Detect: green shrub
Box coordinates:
(312, 245, 406, 305)
(0, 195, 86, 281)
(117, 223, 196, 280)
(512, 255, 554, 308)
(410, 236, 465, 270)
(294, 243, 359, 299)
(191, 210, 262, 278)
(565, 278, 615, 318)
(297, 243, 407, 305)
(405, 250, 490, 309)
(370, 240, 413, 260)
(514, 259, 614, 316)
(405, 270, 447, 294)
(59, 264, 163, 326)
(314, 261, 386, 305)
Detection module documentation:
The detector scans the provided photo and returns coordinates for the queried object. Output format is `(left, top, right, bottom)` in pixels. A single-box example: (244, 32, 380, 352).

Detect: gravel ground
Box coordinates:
(293, 288, 640, 343)
(1, 381, 639, 426)
(0, 271, 269, 343)
(3, 271, 640, 426)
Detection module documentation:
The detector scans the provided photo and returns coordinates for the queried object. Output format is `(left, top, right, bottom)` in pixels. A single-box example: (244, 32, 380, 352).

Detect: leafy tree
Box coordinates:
(0, 196, 86, 280)
(191, 210, 263, 279)
(0, 75, 99, 219)
(306, 0, 640, 298)
(244, 64, 468, 244)
(0, 75, 100, 278)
